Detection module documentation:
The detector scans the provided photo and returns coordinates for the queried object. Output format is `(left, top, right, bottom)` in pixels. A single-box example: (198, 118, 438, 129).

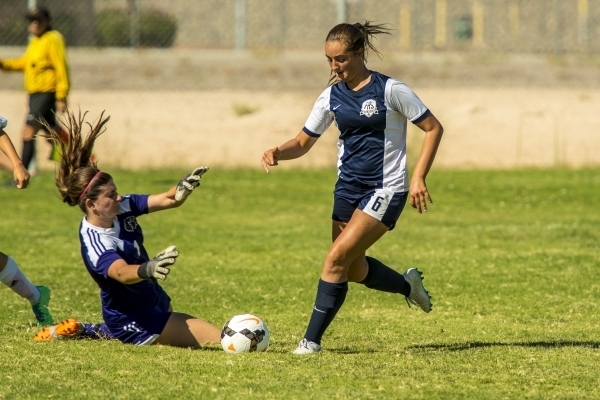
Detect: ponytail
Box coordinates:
(43, 110, 112, 212)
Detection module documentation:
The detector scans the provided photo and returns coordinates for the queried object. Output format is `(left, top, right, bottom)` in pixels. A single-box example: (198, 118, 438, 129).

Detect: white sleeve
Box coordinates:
(385, 80, 429, 122)
(302, 87, 335, 137)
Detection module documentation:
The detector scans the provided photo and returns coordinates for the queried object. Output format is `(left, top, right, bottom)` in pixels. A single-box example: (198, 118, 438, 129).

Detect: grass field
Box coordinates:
(0, 167, 599, 399)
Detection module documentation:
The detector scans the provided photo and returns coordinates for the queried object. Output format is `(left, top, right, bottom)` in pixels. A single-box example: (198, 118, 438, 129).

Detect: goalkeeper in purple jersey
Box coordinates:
(34, 110, 220, 347)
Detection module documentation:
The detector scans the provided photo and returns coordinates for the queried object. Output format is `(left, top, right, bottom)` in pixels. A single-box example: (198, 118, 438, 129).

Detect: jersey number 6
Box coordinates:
(371, 196, 384, 212)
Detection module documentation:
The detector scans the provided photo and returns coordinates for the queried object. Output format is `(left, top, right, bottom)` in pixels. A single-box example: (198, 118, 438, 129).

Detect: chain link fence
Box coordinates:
(0, 0, 599, 53)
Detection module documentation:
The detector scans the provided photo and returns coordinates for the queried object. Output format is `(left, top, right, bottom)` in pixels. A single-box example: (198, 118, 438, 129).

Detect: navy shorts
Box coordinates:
(332, 188, 408, 230)
(27, 92, 56, 131)
(104, 290, 172, 346)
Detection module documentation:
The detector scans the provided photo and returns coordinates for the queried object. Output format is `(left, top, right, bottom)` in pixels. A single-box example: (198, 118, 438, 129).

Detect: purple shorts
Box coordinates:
(104, 290, 172, 345)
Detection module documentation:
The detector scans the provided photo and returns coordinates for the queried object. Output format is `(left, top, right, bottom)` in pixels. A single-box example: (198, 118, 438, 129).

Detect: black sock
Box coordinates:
(21, 140, 35, 171)
(358, 256, 411, 296)
(303, 279, 348, 344)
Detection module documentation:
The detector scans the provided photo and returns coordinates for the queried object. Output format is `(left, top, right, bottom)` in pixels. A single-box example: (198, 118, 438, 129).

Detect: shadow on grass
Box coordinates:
(409, 340, 600, 352)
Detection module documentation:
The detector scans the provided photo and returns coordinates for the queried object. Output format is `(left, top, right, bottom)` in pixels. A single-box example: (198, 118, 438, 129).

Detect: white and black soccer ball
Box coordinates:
(221, 314, 270, 354)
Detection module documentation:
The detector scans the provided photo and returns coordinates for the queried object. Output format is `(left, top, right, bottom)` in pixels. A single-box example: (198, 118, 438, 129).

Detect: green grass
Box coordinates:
(0, 167, 599, 399)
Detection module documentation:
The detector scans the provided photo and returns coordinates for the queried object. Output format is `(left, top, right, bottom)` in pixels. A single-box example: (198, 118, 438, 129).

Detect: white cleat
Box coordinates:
(403, 268, 432, 313)
(292, 338, 322, 355)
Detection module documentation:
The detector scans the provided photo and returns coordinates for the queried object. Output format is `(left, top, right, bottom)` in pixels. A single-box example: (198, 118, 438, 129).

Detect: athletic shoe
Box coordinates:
(403, 268, 432, 313)
(34, 319, 83, 341)
(31, 286, 53, 326)
(292, 338, 322, 355)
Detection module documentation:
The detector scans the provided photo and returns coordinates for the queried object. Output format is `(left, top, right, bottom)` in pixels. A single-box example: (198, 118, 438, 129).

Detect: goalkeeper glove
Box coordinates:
(138, 245, 179, 281)
(175, 166, 209, 201)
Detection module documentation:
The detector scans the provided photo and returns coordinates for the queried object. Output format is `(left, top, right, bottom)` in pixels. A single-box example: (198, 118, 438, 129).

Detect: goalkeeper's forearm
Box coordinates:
(147, 186, 184, 213)
(107, 260, 145, 284)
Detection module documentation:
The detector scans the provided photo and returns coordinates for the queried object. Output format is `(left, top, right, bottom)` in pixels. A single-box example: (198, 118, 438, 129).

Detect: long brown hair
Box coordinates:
(326, 21, 392, 86)
(43, 110, 112, 213)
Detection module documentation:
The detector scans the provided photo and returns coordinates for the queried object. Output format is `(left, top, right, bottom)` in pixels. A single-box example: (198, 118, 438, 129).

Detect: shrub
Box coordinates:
(140, 10, 177, 48)
(95, 9, 131, 47)
(94, 8, 177, 48)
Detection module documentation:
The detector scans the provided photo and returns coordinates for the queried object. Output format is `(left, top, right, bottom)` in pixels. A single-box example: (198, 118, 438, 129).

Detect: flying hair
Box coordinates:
(325, 21, 392, 86)
(42, 110, 113, 212)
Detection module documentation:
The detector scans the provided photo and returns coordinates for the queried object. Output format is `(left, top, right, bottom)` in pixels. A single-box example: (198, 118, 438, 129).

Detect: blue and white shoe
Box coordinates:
(292, 338, 322, 355)
(403, 268, 432, 313)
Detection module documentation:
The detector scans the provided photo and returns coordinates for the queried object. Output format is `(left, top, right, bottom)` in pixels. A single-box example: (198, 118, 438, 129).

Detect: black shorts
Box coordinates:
(332, 188, 408, 230)
(26, 92, 56, 131)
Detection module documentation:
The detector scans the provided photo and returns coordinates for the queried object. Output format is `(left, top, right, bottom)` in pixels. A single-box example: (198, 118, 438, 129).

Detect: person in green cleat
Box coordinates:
(0, 115, 53, 326)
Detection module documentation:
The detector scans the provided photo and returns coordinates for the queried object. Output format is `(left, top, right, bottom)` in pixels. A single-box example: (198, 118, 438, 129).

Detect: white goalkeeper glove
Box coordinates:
(175, 166, 209, 201)
(137, 245, 179, 281)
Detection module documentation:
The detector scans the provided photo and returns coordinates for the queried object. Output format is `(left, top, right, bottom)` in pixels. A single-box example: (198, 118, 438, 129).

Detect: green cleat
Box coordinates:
(31, 286, 53, 326)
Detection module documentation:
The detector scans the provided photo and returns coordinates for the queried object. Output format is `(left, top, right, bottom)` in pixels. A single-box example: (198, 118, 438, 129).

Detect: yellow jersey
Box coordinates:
(0, 30, 69, 100)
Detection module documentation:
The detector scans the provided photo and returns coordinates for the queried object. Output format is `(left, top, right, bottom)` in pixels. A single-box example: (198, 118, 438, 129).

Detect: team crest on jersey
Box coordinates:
(360, 99, 378, 118)
(124, 216, 138, 232)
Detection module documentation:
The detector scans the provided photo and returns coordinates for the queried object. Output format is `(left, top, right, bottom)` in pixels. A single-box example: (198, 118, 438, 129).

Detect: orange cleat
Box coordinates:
(34, 318, 83, 341)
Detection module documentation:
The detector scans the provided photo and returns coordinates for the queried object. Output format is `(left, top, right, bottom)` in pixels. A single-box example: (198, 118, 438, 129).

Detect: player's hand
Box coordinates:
(13, 164, 30, 189)
(409, 178, 433, 214)
(56, 99, 67, 113)
(175, 166, 209, 202)
(261, 147, 281, 173)
(137, 245, 179, 281)
(0, 116, 7, 130)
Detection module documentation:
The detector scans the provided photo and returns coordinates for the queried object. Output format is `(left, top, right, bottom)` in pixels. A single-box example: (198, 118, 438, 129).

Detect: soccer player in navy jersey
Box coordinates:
(34, 111, 221, 347)
(261, 22, 444, 354)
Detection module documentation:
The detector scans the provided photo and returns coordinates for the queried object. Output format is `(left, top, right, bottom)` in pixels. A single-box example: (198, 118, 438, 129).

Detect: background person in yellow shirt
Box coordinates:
(0, 6, 69, 176)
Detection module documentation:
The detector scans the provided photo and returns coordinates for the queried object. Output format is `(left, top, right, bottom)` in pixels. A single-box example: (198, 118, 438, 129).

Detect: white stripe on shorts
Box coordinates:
(136, 333, 160, 346)
(362, 189, 395, 222)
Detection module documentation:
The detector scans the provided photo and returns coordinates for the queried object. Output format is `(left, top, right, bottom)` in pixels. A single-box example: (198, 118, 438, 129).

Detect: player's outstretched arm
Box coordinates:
(261, 130, 318, 173)
(148, 166, 209, 213)
(409, 113, 444, 214)
(0, 117, 30, 189)
(107, 246, 179, 284)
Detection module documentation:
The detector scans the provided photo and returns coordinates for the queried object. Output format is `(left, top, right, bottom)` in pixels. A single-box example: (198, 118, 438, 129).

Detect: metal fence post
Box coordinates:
(399, 1, 412, 50)
(578, 0, 589, 51)
(508, 0, 519, 42)
(435, 0, 447, 48)
(336, 0, 347, 24)
(473, 0, 485, 46)
(235, 0, 247, 52)
(129, 0, 140, 48)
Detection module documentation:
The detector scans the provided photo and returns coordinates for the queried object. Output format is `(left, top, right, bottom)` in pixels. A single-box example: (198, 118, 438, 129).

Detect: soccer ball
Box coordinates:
(221, 314, 270, 354)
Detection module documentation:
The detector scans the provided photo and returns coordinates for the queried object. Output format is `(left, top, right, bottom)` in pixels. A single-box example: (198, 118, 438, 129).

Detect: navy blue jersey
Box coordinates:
(302, 71, 429, 193)
(79, 194, 169, 325)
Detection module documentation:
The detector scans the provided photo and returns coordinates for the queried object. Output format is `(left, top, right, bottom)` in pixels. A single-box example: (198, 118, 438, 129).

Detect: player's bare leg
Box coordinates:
(295, 210, 431, 354)
(294, 211, 388, 354)
(321, 209, 388, 283)
(155, 312, 221, 347)
(331, 219, 370, 283)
